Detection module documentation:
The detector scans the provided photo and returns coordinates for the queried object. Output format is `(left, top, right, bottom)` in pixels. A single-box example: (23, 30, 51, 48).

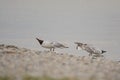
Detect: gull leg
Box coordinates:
(53, 48, 55, 51)
(76, 46, 78, 50)
(50, 48, 52, 51)
(89, 53, 92, 56)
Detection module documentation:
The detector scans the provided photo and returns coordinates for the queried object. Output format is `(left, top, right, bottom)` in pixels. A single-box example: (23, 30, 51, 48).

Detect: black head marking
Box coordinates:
(78, 43, 83, 46)
(36, 38, 44, 45)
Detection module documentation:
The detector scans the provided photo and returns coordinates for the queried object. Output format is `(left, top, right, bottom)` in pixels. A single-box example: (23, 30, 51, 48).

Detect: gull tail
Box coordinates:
(102, 50, 107, 54)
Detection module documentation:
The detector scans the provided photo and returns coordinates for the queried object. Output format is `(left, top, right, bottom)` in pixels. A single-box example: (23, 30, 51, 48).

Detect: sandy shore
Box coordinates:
(0, 44, 120, 80)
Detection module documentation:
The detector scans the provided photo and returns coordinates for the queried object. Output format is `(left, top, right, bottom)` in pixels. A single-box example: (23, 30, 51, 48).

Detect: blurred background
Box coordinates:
(0, 0, 120, 60)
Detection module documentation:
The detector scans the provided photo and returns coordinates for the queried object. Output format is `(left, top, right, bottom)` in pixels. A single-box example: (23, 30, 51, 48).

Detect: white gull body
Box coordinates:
(36, 38, 68, 51)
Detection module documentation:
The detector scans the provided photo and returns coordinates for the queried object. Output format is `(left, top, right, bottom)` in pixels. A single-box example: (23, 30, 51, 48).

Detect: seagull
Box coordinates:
(74, 42, 106, 56)
(36, 38, 69, 51)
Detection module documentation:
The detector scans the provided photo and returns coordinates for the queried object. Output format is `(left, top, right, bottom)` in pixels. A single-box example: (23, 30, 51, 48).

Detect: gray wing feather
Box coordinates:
(51, 42, 68, 48)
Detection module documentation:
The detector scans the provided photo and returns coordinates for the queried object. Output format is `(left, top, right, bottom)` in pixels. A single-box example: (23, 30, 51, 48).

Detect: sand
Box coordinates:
(0, 44, 120, 80)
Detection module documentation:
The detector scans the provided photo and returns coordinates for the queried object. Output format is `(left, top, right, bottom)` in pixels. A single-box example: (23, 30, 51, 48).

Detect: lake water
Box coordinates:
(0, 0, 120, 60)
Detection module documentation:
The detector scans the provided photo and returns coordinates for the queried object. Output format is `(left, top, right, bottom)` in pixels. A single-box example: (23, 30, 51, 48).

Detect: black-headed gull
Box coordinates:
(74, 42, 106, 56)
(36, 38, 69, 51)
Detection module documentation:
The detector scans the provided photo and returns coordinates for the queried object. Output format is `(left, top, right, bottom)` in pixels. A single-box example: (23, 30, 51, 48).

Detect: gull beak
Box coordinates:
(76, 46, 78, 50)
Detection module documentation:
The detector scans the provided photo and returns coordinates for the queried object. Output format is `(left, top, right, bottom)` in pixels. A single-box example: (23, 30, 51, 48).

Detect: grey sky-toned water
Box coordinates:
(0, 0, 120, 60)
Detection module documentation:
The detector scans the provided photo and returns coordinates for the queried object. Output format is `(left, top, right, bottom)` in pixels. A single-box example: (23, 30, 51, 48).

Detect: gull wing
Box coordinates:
(51, 42, 68, 48)
(85, 44, 101, 54)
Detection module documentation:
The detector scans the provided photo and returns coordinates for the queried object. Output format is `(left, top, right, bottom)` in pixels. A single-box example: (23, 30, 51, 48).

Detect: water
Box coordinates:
(0, 0, 120, 60)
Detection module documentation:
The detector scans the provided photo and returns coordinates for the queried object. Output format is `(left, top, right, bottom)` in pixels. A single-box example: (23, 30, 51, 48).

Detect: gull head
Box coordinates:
(74, 42, 84, 50)
(36, 38, 44, 45)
